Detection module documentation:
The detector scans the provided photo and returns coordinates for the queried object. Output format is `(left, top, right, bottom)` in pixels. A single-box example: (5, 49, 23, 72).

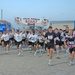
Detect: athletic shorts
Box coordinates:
(17, 41, 22, 47)
(60, 41, 64, 46)
(56, 41, 60, 45)
(1, 40, 4, 43)
(28, 41, 37, 47)
(56, 41, 64, 46)
(38, 42, 44, 46)
(69, 47, 75, 54)
(47, 43, 54, 49)
(22, 39, 26, 42)
(28, 41, 32, 45)
(4, 40, 9, 46)
(10, 37, 14, 41)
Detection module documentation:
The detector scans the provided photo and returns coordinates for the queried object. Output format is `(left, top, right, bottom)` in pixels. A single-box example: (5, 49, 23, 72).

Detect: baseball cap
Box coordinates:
(48, 26, 52, 29)
(17, 29, 19, 32)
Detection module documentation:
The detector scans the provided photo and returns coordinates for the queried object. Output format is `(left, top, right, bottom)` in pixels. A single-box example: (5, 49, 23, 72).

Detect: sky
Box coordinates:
(0, 0, 75, 28)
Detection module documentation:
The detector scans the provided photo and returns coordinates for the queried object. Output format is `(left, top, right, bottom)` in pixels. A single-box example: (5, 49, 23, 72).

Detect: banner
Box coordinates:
(14, 17, 50, 26)
(15, 17, 21, 24)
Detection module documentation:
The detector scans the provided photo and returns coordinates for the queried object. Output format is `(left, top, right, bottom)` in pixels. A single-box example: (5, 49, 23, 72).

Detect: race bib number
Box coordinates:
(48, 35, 53, 40)
(69, 42, 74, 44)
(56, 37, 59, 40)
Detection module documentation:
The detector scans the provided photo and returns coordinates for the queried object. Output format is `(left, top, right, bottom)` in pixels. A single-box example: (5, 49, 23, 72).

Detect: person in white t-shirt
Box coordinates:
(0, 32, 4, 49)
(1, 31, 10, 53)
(15, 30, 23, 55)
(37, 32, 44, 53)
(28, 30, 38, 56)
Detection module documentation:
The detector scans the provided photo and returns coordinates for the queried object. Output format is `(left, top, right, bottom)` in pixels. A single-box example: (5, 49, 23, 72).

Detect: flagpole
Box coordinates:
(1, 9, 3, 20)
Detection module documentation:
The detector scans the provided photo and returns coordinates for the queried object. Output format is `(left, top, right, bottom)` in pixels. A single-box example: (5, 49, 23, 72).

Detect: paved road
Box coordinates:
(0, 46, 75, 75)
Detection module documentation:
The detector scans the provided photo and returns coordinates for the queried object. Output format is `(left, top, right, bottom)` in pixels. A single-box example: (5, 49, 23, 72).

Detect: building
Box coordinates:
(50, 21, 75, 30)
(0, 20, 12, 32)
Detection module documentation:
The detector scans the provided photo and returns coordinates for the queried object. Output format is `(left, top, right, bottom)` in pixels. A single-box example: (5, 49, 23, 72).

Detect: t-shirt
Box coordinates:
(1, 33, 9, 41)
(29, 34, 38, 43)
(38, 35, 44, 43)
(15, 33, 22, 42)
(44, 32, 56, 45)
(22, 33, 27, 39)
(9, 32, 14, 38)
(64, 31, 69, 37)
(60, 32, 65, 41)
(65, 36, 75, 48)
(55, 32, 60, 42)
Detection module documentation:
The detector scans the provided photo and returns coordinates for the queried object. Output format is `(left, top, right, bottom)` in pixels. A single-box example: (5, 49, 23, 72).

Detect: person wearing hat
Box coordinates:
(44, 26, 56, 66)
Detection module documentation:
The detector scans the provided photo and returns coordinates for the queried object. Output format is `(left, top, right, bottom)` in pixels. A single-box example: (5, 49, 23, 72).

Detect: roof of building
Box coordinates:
(50, 20, 75, 23)
(0, 20, 11, 24)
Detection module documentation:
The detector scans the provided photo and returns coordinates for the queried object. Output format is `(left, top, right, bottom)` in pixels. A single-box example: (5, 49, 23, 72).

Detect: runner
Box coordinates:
(14, 30, 23, 55)
(59, 29, 65, 51)
(1, 31, 10, 53)
(44, 26, 56, 66)
(65, 29, 75, 65)
(28, 30, 38, 56)
(64, 26, 69, 53)
(0, 32, 4, 49)
(38, 32, 44, 53)
(54, 28, 61, 59)
(43, 29, 48, 54)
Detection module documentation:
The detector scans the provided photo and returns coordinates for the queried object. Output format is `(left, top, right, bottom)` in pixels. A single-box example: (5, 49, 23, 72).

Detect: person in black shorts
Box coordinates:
(64, 26, 69, 53)
(59, 29, 65, 50)
(0, 32, 4, 48)
(38, 32, 44, 53)
(14, 30, 23, 55)
(65, 29, 75, 65)
(28, 30, 38, 56)
(54, 28, 61, 58)
(1, 31, 10, 53)
(44, 26, 56, 66)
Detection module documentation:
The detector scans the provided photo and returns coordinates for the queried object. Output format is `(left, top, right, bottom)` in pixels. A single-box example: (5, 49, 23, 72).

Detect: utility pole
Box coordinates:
(1, 9, 3, 20)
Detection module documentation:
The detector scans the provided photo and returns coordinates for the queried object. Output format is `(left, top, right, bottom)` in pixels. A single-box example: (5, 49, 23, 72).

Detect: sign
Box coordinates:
(42, 19, 49, 26)
(15, 17, 21, 24)
(22, 18, 40, 25)
(0, 24, 6, 32)
(15, 17, 50, 27)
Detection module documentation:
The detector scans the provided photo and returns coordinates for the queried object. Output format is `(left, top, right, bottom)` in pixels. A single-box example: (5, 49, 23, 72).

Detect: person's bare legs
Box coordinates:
(6, 44, 9, 53)
(18, 44, 22, 55)
(69, 51, 75, 65)
(56, 45, 60, 58)
(48, 48, 53, 65)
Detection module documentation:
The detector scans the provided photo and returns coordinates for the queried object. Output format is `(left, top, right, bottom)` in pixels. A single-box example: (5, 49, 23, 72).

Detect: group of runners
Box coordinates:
(0, 26, 75, 66)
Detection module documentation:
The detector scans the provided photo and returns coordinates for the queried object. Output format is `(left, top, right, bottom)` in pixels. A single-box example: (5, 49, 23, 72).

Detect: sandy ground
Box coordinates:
(0, 46, 75, 75)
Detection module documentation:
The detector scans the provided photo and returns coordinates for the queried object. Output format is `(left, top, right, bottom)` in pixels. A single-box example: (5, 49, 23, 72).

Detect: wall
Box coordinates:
(51, 22, 74, 30)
